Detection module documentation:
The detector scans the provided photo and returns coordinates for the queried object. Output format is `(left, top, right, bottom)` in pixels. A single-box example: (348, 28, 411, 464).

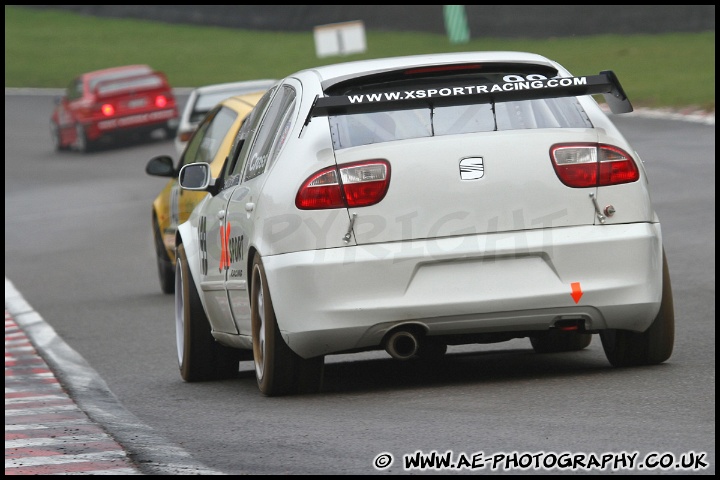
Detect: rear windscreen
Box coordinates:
(329, 97, 592, 150)
(195, 92, 242, 113)
(325, 66, 594, 150)
(91, 70, 164, 95)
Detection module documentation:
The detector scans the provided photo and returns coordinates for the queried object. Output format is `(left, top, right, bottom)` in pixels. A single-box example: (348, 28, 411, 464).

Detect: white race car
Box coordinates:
(175, 51, 674, 396)
(173, 79, 276, 155)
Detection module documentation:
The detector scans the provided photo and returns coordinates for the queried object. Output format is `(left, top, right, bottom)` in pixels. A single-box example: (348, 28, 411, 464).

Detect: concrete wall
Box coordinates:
(24, 5, 715, 38)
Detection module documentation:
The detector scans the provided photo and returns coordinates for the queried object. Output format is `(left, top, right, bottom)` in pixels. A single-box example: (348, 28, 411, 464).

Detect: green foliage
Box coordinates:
(5, 6, 715, 111)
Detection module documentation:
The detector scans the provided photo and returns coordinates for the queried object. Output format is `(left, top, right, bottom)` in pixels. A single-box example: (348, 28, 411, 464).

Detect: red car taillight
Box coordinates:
(101, 103, 115, 116)
(296, 160, 391, 210)
(155, 95, 169, 108)
(550, 143, 639, 188)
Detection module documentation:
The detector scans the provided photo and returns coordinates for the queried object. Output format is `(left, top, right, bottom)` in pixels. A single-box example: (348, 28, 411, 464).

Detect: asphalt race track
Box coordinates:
(4, 91, 716, 475)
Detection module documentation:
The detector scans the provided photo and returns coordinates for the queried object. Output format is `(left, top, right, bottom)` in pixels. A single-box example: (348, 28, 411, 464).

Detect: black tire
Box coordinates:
(600, 249, 675, 367)
(165, 124, 178, 139)
(175, 243, 241, 382)
(530, 330, 592, 353)
(416, 339, 448, 361)
(295, 355, 325, 394)
(74, 123, 94, 153)
(153, 214, 175, 294)
(50, 121, 68, 151)
(251, 255, 324, 396)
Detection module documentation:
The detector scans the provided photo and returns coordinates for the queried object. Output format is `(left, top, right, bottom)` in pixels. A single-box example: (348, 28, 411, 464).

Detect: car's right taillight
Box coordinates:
(100, 103, 115, 116)
(155, 95, 169, 108)
(296, 160, 391, 210)
(550, 143, 639, 188)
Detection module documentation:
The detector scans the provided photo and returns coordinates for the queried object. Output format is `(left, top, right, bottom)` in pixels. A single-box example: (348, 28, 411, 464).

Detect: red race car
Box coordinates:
(50, 64, 180, 153)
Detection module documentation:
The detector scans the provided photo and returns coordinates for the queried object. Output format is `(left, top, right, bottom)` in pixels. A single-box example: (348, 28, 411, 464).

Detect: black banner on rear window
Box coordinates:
(309, 72, 632, 119)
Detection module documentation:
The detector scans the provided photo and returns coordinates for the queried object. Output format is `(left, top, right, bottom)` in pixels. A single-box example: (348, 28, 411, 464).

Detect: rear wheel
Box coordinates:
(74, 123, 94, 153)
(530, 330, 592, 353)
(417, 339, 448, 361)
(50, 121, 68, 151)
(295, 355, 325, 394)
(175, 243, 240, 381)
(600, 249, 675, 367)
(251, 255, 323, 396)
(165, 123, 178, 139)
(153, 214, 175, 294)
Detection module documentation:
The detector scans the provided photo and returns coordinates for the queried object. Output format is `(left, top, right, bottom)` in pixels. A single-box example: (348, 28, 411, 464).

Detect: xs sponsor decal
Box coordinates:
(219, 222, 231, 272)
(219, 221, 244, 273)
(345, 75, 588, 104)
(199, 217, 244, 276)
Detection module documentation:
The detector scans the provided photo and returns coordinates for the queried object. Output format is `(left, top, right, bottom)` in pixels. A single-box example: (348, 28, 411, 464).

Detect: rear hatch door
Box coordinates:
(335, 127, 599, 245)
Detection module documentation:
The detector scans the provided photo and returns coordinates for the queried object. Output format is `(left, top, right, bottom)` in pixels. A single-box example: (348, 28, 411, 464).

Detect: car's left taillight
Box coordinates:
(550, 143, 639, 188)
(296, 160, 391, 210)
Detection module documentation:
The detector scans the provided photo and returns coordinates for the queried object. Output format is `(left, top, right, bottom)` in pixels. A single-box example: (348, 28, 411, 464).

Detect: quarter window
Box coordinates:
(227, 87, 277, 180)
(244, 85, 297, 181)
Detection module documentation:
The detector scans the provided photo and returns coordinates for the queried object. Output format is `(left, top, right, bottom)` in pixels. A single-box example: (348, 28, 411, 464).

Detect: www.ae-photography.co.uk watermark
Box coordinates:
(373, 449, 709, 472)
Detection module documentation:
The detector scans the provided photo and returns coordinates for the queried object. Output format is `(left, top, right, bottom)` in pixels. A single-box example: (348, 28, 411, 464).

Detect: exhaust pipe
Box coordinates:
(384, 330, 420, 360)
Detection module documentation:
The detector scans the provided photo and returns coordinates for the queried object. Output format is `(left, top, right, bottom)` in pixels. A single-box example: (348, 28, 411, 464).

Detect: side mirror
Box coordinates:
(146, 155, 176, 177)
(179, 163, 213, 191)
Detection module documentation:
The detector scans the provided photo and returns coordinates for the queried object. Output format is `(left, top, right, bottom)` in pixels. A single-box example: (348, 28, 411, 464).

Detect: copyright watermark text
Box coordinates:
(373, 450, 709, 472)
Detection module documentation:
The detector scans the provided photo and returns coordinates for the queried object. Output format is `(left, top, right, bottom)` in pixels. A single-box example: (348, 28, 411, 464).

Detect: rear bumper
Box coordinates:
(88, 109, 178, 139)
(263, 223, 663, 358)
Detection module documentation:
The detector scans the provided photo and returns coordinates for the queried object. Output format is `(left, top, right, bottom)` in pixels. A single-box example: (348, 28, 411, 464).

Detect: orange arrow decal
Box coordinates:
(570, 282, 583, 304)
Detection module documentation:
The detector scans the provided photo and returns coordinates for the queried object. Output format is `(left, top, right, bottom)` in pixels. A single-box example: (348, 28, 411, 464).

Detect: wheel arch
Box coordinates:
(176, 221, 203, 305)
(152, 210, 173, 262)
(246, 245, 260, 303)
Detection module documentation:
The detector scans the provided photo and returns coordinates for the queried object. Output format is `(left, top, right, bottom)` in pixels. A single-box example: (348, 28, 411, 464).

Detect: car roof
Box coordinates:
(219, 91, 268, 110)
(297, 51, 561, 85)
(81, 64, 153, 79)
(299, 51, 632, 116)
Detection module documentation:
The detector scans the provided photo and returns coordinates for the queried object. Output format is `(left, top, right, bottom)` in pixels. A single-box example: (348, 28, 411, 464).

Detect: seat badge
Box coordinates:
(459, 157, 484, 180)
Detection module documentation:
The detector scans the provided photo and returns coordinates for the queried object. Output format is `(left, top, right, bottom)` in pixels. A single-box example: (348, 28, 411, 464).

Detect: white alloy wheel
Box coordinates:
(254, 270, 267, 381)
(174, 253, 186, 367)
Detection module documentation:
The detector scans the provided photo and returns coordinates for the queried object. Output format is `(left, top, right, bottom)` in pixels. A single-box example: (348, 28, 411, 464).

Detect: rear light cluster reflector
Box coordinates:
(178, 130, 194, 142)
(550, 143, 639, 188)
(296, 160, 391, 210)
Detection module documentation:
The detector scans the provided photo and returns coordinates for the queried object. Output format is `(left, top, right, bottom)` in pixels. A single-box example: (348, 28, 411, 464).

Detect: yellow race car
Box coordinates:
(145, 90, 268, 293)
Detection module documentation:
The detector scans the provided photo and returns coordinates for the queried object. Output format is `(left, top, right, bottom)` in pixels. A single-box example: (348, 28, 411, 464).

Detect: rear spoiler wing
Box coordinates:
(305, 70, 632, 125)
(92, 72, 169, 96)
